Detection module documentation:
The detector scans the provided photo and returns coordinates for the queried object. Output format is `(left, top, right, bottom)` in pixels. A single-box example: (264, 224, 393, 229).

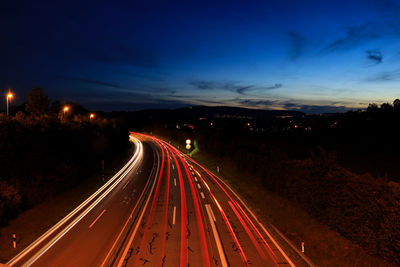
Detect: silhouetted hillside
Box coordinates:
(133, 105, 303, 121)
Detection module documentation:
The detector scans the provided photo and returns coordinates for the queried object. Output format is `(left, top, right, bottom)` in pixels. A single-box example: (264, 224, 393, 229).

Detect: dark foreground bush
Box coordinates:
(0, 114, 129, 226)
(259, 151, 400, 263)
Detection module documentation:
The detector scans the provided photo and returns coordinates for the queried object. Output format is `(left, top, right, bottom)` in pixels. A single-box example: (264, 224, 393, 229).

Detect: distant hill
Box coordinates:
(129, 105, 304, 122)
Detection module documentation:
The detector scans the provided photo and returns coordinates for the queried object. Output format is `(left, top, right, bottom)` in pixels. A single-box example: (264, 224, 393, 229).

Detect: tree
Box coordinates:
(380, 102, 393, 112)
(25, 87, 50, 116)
(393, 99, 400, 109)
(367, 103, 379, 113)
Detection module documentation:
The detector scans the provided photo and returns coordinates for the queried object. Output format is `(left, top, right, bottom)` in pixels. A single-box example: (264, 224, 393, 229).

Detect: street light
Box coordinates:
(89, 113, 95, 119)
(63, 106, 69, 115)
(6, 91, 13, 116)
(185, 139, 191, 150)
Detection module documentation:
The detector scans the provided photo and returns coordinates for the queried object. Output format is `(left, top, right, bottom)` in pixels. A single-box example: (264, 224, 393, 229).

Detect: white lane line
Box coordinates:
(207, 204, 216, 222)
(8, 138, 143, 266)
(197, 183, 201, 189)
(205, 169, 298, 267)
(191, 171, 195, 175)
(205, 204, 227, 267)
(174, 178, 177, 187)
(194, 177, 198, 182)
(172, 164, 175, 170)
(172, 206, 177, 225)
(89, 209, 106, 228)
(122, 180, 130, 190)
(116, 155, 161, 267)
(200, 192, 205, 199)
(11, 139, 144, 267)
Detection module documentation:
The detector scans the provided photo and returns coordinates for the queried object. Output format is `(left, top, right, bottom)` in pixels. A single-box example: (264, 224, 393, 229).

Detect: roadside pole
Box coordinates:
(12, 234, 17, 249)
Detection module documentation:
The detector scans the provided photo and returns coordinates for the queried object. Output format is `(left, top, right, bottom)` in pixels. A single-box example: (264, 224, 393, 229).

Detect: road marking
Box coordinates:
(116, 154, 162, 267)
(194, 177, 198, 182)
(100, 167, 155, 267)
(174, 178, 177, 187)
(122, 180, 130, 190)
(200, 165, 298, 267)
(191, 171, 195, 175)
(172, 206, 176, 225)
(172, 164, 175, 170)
(197, 183, 201, 189)
(195, 170, 202, 177)
(89, 209, 106, 228)
(205, 204, 227, 267)
(9, 138, 144, 267)
(200, 192, 205, 199)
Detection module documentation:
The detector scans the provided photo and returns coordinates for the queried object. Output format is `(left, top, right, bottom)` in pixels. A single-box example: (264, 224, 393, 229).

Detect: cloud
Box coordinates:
(189, 80, 254, 94)
(233, 98, 353, 114)
(366, 49, 383, 64)
(238, 99, 276, 106)
(54, 75, 129, 89)
(282, 102, 353, 114)
(188, 80, 217, 90)
(232, 85, 253, 95)
(322, 18, 400, 54)
(189, 80, 282, 95)
(286, 31, 306, 60)
(365, 69, 400, 82)
(323, 21, 381, 52)
(265, 83, 282, 90)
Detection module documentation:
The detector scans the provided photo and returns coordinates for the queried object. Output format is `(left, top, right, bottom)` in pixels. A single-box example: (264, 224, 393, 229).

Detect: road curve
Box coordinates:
(7, 133, 305, 267)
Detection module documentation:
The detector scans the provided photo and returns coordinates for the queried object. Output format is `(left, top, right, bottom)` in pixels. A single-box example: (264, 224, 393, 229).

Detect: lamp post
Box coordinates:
(63, 106, 69, 116)
(89, 113, 95, 119)
(6, 91, 13, 116)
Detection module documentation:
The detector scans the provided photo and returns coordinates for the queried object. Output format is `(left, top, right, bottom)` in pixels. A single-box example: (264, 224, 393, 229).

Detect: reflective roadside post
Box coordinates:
(12, 233, 16, 248)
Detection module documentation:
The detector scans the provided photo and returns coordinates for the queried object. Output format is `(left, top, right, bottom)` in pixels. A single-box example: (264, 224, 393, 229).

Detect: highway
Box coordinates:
(7, 133, 301, 267)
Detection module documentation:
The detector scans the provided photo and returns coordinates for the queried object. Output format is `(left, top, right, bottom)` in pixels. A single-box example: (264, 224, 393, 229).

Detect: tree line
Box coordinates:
(0, 87, 130, 226)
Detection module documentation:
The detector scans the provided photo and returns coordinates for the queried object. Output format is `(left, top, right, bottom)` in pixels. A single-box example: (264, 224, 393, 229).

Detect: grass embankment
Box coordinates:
(191, 151, 397, 267)
(0, 151, 132, 263)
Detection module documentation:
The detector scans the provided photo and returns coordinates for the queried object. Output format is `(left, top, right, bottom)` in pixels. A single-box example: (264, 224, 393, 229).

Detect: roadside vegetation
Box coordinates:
(0, 87, 130, 228)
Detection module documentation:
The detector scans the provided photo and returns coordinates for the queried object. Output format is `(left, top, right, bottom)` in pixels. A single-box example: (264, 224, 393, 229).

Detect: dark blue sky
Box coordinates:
(1, 0, 400, 113)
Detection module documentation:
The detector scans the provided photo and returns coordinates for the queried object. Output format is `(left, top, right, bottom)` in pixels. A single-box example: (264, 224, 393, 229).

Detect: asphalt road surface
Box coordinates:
(7, 133, 304, 267)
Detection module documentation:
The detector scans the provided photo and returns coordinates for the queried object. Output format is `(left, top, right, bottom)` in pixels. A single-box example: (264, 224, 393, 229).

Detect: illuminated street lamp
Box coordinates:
(63, 106, 69, 115)
(185, 139, 191, 150)
(6, 91, 13, 116)
(89, 113, 95, 119)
